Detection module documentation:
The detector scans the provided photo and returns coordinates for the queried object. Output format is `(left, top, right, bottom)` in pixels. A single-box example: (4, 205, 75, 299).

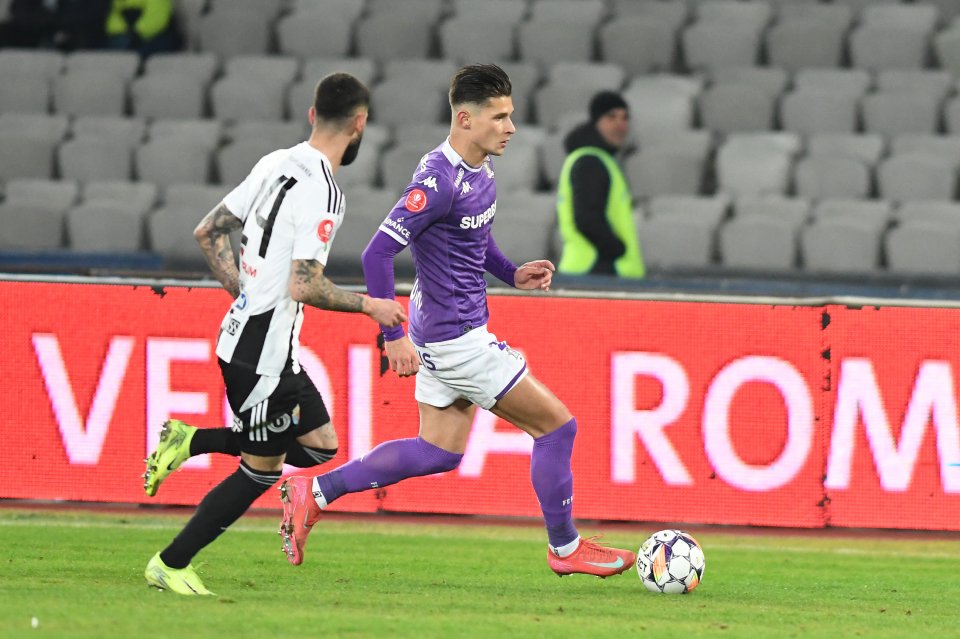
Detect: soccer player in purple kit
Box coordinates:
(278, 64, 636, 578)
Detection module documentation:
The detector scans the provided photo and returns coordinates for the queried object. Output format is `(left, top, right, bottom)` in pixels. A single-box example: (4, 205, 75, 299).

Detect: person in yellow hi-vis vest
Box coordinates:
(557, 91, 644, 278)
(104, 0, 178, 56)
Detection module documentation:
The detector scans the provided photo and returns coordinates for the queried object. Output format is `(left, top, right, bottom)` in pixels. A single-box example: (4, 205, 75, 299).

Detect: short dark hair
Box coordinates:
(313, 73, 370, 126)
(449, 63, 512, 108)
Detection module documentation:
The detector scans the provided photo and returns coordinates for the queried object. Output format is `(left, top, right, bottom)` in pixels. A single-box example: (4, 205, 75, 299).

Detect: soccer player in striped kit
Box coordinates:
(142, 73, 406, 595)
(279, 64, 636, 578)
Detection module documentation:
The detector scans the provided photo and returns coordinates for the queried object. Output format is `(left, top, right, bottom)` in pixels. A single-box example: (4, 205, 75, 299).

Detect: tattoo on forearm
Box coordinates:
(196, 203, 242, 298)
(292, 260, 364, 312)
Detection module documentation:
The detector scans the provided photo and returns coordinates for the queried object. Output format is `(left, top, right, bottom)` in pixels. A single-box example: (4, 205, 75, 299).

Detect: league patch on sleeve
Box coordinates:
(405, 188, 428, 213)
(317, 218, 334, 243)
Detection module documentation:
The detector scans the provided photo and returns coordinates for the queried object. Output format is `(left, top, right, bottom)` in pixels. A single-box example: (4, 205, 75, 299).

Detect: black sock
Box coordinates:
(189, 428, 240, 457)
(160, 461, 280, 569)
(283, 445, 337, 468)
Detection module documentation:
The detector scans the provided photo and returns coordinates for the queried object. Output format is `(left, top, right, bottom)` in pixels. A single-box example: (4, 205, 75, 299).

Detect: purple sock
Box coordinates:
(315, 437, 462, 505)
(531, 418, 579, 548)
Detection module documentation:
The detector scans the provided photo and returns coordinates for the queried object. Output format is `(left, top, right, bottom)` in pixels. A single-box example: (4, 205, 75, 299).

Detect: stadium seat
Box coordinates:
(861, 4, 939, 31)
(934, 26, 960, 76)
(699, 84, 775, 135)
(383, 60, 457, 93)
(215, 138, 278, 186)
(438, 17, 518, 65)
(323, 187, 396, 275)
(625, 149, 705, 198)
(886, 220, 960, 276)
(148, 118, 222, 151)
(136, 139, 212, 187)
(639, 215, 715, 269)
(65, 203, 143, 252)
(490, 140, 541, 192)
(862, 93, 940, 136)
(276, 12, 352, 58)
(850, 25, 931, 71)
(0, 69, 50, 114)
(734, 195, 810, 229)
(71, 116, 146, 148)
(529, 0, 606, 24)
(131, 74, 204, 120)
(290, 0, 365, 22)
(380, 143, 432, 194)
(449, 0, 528, 22)
(776, 3, 854, 30)
(163, 183, 228, 211)
(794, 69, 872, 98)
(226, 120, 306, 149)
(64, 51, 139, 83)
(210, 76, 289, 123)
(639, 128, 713, 157)
(172, 0, 206, 50)
(695, 0, 771, 32)
(926, 0, 960, 25)
(876, 69, 953, 103)
(334, 145, 380, 189)
(367, 0, 445, 22)
(890, 134, 960, 167)
(622, 75, 700, 136)
(807, 134, 886, 167)
(148, 206, 208, 266)
(0, 48, 64, 81)
(780, 91, 860, 136)
(812, 198, 893, 232)
(356, 14, 435, 62)
(0, 203, 64, 250)
(53, 70, 127, 117)
(945, 97, 960, 135)
(199, 10, 272, 59)
(517, 21, 596, 68)
(609, 0, 689, 31)
(648, 194, 730, 227)
(800, 218, 883, 275)
(719, 216, 799, 271)
(895, 200, 960, 226)
(534, 63, 626, 129)
(682, 23, 760, 72)
(0, 112, 68, 143)
(599, 16, 677, 75)
(877, 153, 958, 203)
(716, 143, 792, 197)
(371, 78, 448, 128)
(3, 178, 78, 213)
(794, 155, 872, 200)
(392, 123, 450, 150)
(143, 52, 218, 85)
(225, 55, 300, 86)
(83, 180, 158, 217)
(491, 190, 557, 260)
(708, 67, 788, 99)
(58, 138, 133, 183)
(301, 57, 377, 88)
(765, 21, 846, 72)
(500, 62, 542, 124)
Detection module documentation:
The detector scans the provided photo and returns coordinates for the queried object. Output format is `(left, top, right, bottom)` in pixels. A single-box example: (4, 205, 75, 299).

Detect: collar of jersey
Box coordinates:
(298, 141, 332, 169)
(441, 138, 484, 173)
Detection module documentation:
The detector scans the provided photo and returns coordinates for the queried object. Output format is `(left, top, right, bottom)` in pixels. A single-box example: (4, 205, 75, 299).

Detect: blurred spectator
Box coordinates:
(0, 0, 110, 50)
(104, 0, 179, 57)
(556, 91, 645, 278)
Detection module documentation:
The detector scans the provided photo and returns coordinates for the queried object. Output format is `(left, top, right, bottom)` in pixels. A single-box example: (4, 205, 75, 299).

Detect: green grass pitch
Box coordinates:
(1, 507, 958, 638)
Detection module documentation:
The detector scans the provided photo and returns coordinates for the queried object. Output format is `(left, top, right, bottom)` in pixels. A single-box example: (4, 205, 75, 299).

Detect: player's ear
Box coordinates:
(457, 109, 471, 130)
(353, 109, 368, 134)
(308, 106, 317, 127)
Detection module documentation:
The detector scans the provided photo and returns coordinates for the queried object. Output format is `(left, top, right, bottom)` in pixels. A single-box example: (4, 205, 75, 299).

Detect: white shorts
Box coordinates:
(414, 325, 528, 409)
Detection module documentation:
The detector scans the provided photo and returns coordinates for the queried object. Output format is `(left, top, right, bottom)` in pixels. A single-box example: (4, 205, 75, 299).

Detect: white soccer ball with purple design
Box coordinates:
(636, 529, 705, 594)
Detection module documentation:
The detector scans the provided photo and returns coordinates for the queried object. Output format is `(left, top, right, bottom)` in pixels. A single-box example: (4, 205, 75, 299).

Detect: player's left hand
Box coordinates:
(514, 260, 555, 291)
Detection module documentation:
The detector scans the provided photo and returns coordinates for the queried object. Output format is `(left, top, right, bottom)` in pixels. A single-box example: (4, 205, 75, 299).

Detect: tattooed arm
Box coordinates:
(194, 203, 243, 299)
(289, 259, 407, 327)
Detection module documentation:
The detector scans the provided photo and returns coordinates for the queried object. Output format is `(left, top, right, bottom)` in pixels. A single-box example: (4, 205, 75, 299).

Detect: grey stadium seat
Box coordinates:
(891, 135, 960, 168)
(371, 78, 448, 128)
(301, 57, 377, 88)
(225, 55, 300, 86)
(64, 51, 139, 83)
(699, 84, 775, 134)
(886, 220, 960, 276)
(895, 201, 960, 226)
(58, 138, 132, 183)
(862, 93, 940, 137)
(794, 155, 872, 200)
(720, 216, 799, 271)
(66, 203, 143, 252)
(323, 187, 396, 275)
(777, 2, 853, 29)
(716, 144, 792, 197)
(648, 194, 730, 228)
(534, 63, 626, 129)
(695, 0, 772, 33)
(876, 69, 953, 102)
(0, 204, 64, 250)
(226, 120, 306, 149)
(131, 73, 207, 120)
(148, 118, 222, 151)
(0, 134, 56, 180)
(622, 77, 697, 136)
(148, 206, 207, 267)
(53, 69, 127, 117)
(808, 134, 886, 167)
(766, 21, 846, 72)
(290, 0, 368, 23)
(356, 14, 434, 62)
(439, 17, 518, 65)
(946, 97, 960, 135)
(216, 139, 278, 187)
(639, 215, 715, 269)
(682, 23, 760, 72)
(380, 143, 431, 195)
(780, 91, 859, 136)
(450, 0, 528, 22)
(625, 149, 705, 199)
(334, 144, 380, 189)
(392, 124, 450, 150)
(143, 52, 218, 85)
(0, 69, 50, 114)
(489, 140, 541, 192)
(500, 62, 541, 124)
(529, 0, 606, 24)
(610, 0, 689, 31)
(861, 4, 939, 31)
(211, 76, 289, 123)
(367, 0, 445, 22)
(383, 60, 457, 93)
(709, 67, 788, 99)
(3, 178, 78, 213)
(599, 16, 677, 75)
(198, 11, 272, 59)
(849, 25, 932, 71)
(83, 180, 158, 217)
(734, 196, 810, 229)
(934, 26, 960, 77)
(517, 20, 596, 68)
(163, 183, 228, 211)
(491, 191, 558, 262)
(800, 218, 883, 275)
(276, 12, 352, 59)
(136, 139, 212, 187)
(0, 113, 69, 143)
(0, 48, 64, 81)
(813, 198, 893, 232)
(877, 154, 958, 203)
(71, 116, 146, 148)
(794, 69, 872, 98)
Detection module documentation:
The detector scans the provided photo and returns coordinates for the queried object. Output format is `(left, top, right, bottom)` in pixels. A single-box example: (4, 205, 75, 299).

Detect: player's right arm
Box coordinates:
(194, 202, 242, 299)
(288, 258, 406, 327)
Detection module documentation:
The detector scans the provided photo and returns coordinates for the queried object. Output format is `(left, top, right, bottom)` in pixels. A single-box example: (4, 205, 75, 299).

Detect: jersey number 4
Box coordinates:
(244, 175, 298, 258)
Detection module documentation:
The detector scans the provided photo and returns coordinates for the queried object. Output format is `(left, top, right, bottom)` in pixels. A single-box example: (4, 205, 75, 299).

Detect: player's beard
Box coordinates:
(341, 133, 363, 166)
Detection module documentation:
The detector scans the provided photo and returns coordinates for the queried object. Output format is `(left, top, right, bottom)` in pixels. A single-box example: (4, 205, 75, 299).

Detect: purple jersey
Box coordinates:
(376, 139, 500, 345)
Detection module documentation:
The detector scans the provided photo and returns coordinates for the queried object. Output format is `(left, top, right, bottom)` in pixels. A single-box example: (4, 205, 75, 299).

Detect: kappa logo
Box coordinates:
(461, 180, 472, 195)
(405, 188, 428, 213)
(419, 175, 438, 192)
(317, 218, 334, 243)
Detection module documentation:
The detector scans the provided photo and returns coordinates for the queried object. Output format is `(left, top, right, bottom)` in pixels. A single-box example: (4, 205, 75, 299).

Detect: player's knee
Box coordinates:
(419, 438, 463, 474)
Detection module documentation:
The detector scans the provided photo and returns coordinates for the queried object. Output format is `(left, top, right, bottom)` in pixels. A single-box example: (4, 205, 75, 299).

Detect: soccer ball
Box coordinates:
(636, 529, 705, 594)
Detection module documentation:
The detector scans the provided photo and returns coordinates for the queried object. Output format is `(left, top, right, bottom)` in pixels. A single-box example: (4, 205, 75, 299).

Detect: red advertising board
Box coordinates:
(2, 280, 959, 530)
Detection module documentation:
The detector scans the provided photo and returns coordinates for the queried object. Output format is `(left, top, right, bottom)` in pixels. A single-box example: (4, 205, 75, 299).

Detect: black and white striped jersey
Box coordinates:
(216, 142, 345, 377)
